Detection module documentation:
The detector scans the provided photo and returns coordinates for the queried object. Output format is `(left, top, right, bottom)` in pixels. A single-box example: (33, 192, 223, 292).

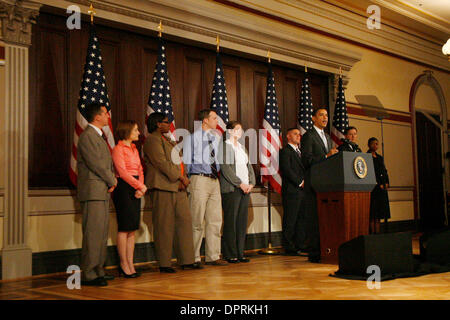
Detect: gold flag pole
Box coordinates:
(88, 3, 96, 25)
(259, 48, 281, 256)
(216, 35, 220, 52)
(339, 66, 343, 78)
(158, 20, 163, 38)
(305, 63, 308, 73)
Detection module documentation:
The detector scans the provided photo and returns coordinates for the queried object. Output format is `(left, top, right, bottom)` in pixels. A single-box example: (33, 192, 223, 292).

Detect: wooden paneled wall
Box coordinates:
(29, 12, 329, 188)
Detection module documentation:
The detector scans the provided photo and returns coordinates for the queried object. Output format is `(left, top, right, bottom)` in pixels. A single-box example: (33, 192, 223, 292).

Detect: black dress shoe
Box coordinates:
(226, 258, 239, 263)
(159, 267, 176, 273)
(81, 277, 108, 287)
(181, 263, 203, 270)
(238, 257, 250, 263)
(284, 250, 300, 256)
(296, 250, 309, 257)
(308, 254, 321, 263)
(103, 274, 115, 281)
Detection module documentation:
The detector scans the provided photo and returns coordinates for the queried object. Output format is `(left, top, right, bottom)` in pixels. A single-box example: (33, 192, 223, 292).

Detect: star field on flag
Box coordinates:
(298, 73, 314, 136)
(331, 76, 349, 145)
(210, 52, 229, 133)
(70, 25, 114, 186)
(146, 37, 176, 140)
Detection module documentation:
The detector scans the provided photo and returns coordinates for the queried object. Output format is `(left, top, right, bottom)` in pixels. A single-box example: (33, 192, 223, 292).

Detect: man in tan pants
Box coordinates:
(183, 109, 228, 266)
(144, 112, 202, 273)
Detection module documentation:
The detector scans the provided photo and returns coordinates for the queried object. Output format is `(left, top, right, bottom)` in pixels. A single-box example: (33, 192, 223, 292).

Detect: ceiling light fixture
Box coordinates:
(443, 39, 450, 61)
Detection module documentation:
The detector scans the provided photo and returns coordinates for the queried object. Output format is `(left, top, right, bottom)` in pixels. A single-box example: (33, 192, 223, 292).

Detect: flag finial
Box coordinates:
(216, 35, 220, 52)
(339, 66, 343, 78)
(158, 20, 163, 38)
(88, 3, 96, 24)
(305, 64, 308, 73)
(267, 49, 271, 63)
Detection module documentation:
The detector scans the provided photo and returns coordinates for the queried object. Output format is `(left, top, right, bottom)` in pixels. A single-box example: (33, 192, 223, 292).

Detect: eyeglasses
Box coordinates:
(159, 120, 170, 124)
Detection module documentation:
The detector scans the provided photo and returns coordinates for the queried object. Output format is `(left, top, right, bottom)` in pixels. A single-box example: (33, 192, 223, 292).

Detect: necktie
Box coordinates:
(101, 133, 108, 142)
(208, 139, 219, 178)
(295, 148, 302, 158)
(321, 131, 328, 152)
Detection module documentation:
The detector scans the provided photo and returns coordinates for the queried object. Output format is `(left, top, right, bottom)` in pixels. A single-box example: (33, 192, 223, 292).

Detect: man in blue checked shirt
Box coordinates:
(183, 109, 228, 266)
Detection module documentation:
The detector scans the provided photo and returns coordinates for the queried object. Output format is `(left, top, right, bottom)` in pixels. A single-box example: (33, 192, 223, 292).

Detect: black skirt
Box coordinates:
(370, 185, 391, 220)
(112, 177, 141, 232)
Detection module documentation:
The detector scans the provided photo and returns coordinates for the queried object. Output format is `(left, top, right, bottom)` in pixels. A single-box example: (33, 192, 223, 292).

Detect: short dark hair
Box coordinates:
(368, 137, 378, 146)
(286, 127, 300, 134)
(147, 112, 166, 134)
(344, 126, 357, 135)
(85, 103, 104, 123)
(226, 120, 242, 130)
(116, 120, 137, 141)
(198, 109, 216, 121)
(312, 107, 328, 117)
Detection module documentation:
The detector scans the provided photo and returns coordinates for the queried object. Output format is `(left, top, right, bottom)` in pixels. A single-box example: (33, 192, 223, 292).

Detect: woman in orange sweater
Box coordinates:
(112, 120, 147, 278)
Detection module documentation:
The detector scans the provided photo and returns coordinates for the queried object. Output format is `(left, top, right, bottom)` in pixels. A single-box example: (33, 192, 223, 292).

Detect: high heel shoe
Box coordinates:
(159, 267, 176, 273)
(132, 270, 142, 277)
(118, 266, 138, 278)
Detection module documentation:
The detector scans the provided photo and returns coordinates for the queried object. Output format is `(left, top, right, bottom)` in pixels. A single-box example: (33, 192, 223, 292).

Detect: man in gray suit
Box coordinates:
(301, 108, 338, 263)
(77, 103, 117, 286)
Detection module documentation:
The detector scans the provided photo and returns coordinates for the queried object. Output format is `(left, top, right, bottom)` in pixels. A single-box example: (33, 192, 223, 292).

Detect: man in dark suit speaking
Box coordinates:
(279, 128, 306, 256)
(300, 108, 338, 262)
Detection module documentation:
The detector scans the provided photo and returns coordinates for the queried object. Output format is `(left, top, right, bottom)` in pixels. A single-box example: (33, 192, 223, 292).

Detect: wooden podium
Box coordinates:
(310, 152, 376, 264)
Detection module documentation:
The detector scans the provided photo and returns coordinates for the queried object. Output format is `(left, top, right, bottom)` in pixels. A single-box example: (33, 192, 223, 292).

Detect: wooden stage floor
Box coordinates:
(1, 243, 449, 300)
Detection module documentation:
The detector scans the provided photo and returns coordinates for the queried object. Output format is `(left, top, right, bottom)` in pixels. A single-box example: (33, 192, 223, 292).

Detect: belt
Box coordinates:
(190, 173, 218, 180)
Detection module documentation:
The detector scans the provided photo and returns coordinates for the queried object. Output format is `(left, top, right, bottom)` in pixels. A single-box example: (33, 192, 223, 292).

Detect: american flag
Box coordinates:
(297, 73, 314, 136)
(210, 52, 229, 134)
(331, 76, 349, 146)
(69, 25, 114, 186)
(146, 37, 175, 140)
(260, 62, 282, 194)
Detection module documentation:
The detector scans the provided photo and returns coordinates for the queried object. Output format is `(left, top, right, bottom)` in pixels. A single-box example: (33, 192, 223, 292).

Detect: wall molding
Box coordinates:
(346, 102, 412, 124)
(0, 219, 420, 278)
(20, 187, 282, 217)
(213, 0, 450, 73)
(9, 231, 284, 277)
(36, 0, 361, 75)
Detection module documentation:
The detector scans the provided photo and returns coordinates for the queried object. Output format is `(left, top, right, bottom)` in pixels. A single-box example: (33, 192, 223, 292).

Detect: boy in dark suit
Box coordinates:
(280, 128, 306, 255)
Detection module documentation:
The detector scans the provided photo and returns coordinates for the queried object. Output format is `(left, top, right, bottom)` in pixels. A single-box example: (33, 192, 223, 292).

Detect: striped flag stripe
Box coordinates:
(260, 63, 282, 194)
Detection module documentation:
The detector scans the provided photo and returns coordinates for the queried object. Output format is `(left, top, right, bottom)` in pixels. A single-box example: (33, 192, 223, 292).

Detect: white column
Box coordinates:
(0, 0, 40, 280)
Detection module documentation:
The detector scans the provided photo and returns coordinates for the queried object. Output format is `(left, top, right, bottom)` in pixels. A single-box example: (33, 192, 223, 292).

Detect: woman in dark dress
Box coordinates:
(112, 121, 147, 278)
(337, 126, 362, 152)
(367, 137, 390, 234)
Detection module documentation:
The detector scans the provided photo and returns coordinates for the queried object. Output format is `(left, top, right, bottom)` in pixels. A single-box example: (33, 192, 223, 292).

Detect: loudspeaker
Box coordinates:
(338, 232, 414, 276)
(420, 228, 450, 265)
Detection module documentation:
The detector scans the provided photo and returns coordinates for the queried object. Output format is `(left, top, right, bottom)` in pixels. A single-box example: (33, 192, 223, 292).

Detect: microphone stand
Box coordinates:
(259, 182, 281, 255)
